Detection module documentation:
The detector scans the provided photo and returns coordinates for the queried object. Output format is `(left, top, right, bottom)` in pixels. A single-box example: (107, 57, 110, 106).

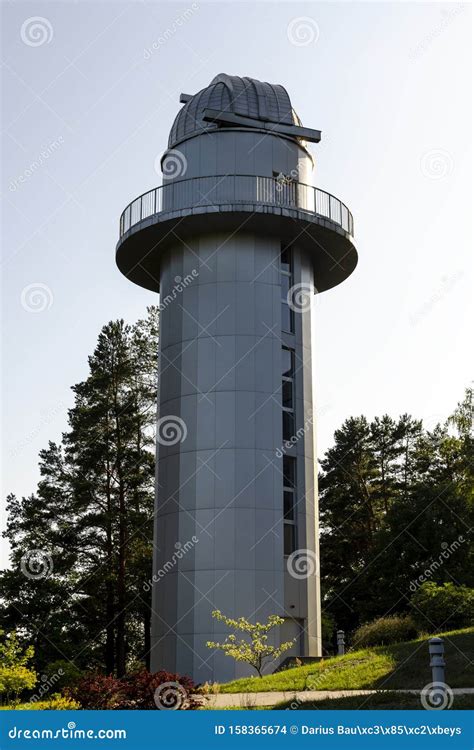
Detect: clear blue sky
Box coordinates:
(1, 2, 472, 567)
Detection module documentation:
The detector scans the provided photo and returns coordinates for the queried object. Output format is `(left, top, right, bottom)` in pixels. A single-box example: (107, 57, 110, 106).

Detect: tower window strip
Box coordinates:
(282, 347, 297, 557)
(282, 346, 295, 442)
(283, 455, 297, 555)
(281, 244, 294, 334)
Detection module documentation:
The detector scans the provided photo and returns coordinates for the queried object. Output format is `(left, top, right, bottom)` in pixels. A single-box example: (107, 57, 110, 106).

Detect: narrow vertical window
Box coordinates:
(280, 245, 294, 334)
(282, 347, 295, 441)
(283, 456, 297, 555)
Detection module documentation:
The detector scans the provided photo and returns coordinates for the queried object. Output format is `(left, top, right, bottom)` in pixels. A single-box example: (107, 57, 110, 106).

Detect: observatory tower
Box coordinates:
(116, 74, 357, 683)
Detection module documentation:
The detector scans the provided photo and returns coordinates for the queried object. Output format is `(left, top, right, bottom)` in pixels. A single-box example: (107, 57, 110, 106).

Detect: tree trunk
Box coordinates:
(105, 578, 115, 675)
(113, 363, 127, 678)
(105, 448, 115, 675)
(116, 481, 127, 677)
(144, 606, 151, 670)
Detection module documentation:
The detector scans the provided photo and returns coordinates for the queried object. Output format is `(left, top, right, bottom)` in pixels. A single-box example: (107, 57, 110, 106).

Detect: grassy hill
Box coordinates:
(273, 692, 474, 710)
(219, 627, 474, 694)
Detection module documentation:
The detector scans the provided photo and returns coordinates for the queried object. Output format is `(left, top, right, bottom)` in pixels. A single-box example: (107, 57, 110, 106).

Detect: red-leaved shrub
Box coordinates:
(122, 669, 198, 709)
(67, 673, 125, 709)
(68, 669, 198, 710)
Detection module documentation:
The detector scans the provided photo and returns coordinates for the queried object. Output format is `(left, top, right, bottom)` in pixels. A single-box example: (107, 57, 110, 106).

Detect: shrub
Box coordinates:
(121, 669, 198, 710)
(410, 582, 474, 631)
(66, 673, 124, 710)
(19, 694, 79, 710)
(352, 615, 419, 648)
(43, 660, 82, 691)
(206, 610, 295, 677)
(198, 681, 220, 695)
(68, 669, 198, 710)
(0, 666, 37, 705)
(41, 693, 79, 710)
(0, 631, 37, 705)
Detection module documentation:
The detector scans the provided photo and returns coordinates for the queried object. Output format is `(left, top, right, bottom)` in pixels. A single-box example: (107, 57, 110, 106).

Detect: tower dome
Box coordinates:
(168, 73, 308, 149)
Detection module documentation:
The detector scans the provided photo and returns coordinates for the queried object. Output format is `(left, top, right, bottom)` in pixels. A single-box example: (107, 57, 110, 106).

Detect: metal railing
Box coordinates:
(119, 175, 354, 238)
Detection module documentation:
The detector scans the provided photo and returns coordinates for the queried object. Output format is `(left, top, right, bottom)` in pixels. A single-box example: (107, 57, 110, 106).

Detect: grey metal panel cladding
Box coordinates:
(151, 228, 321, 681)
(165, 129, 311, 186)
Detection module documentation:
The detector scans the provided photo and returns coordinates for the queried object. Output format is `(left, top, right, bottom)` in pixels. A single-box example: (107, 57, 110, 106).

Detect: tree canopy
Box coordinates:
(319, 389, 473, 633)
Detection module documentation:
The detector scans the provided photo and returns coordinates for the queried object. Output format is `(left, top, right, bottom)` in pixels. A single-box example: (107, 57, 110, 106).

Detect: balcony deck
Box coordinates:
(116, 175, 357, 294)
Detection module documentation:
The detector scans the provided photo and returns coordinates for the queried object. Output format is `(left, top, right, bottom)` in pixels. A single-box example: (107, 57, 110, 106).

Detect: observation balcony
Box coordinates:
(116, 174, 357, 293)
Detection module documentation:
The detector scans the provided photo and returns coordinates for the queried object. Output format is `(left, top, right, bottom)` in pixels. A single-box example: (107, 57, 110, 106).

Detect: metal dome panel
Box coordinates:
(168, 74, 302, 148)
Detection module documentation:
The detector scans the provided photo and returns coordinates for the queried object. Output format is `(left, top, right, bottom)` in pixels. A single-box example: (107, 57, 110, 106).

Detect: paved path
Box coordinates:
(199, 688, 474, 709)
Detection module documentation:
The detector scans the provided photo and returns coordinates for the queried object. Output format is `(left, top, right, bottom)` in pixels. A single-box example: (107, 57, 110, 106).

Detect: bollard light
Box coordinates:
(337, 630, 345, 656)
(429, 637, 446, 685)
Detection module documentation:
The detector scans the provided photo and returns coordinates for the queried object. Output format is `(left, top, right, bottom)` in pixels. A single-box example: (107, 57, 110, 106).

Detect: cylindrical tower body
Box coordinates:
(116, 75, 357, 683)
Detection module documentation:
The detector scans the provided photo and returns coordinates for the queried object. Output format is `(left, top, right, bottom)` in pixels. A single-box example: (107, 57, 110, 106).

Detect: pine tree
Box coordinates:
(319, 398, 473, 632)
(0, 308, 158, 676)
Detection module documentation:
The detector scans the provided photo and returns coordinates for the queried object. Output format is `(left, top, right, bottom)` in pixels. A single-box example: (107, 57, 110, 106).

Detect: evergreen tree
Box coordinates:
(0, 308, 158, 676)
(319, 396, 473, 633)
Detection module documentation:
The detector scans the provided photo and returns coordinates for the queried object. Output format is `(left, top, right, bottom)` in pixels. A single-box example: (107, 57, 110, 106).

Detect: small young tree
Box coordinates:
(0, 630, 37, 705)
(206, 610, 295, 678)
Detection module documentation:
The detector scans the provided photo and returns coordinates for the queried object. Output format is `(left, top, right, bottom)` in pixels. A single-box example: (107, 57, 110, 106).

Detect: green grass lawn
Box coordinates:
(273, 692, 474, 711)
(219, 627, 474, 694)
